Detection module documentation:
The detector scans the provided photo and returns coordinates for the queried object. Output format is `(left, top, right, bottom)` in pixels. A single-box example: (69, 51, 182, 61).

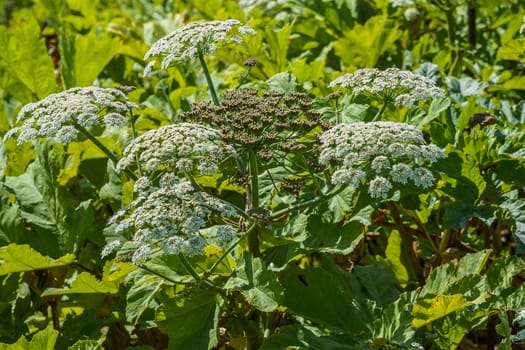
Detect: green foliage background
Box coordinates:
(0, 0, 524, 349)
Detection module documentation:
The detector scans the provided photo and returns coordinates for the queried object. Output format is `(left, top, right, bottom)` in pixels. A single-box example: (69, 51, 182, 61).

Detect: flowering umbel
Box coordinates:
(328, 68, 445, 106)
(103, 174, 239, 264)
(180, 89, 329, 161)
(117, 122, 237, 176)
(318, 121, 445, 199)
(143, 19, 256, 75)
(4, 87, 138, 144)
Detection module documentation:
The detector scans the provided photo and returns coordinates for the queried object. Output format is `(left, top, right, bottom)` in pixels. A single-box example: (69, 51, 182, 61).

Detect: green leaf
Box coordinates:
(371, 292, 416, 345)
(41, 272, 118, 296)
(59, 30, 122, 88)
(67, 340, 102, 350)
(497, 38, 525, 62)
(0, 19, 57, 101)
(124, 262, 176, 324)
(499, 192, 525, 253)
(224, 252, 283, 312)
(353, 264, 400, 308)
(303, 218, 363, 254)
(266, 72, 297, 95)
(420, 250, 491, 297)
(282, 259, 378, 334)
(333, 16, 401, 69)
(415, 98, 451, 128)
(156, 288, 219, 350)
(260, 325, 356, 350)
(412, 294, 471, 329)
(384, 230, 410, 289)
(0, 326, 59, 350)
(0, 244, 75, 275)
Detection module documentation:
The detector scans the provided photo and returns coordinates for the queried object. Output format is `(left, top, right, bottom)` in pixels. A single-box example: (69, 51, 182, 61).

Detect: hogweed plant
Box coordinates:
(2, 12, 525, 350)
(3, 86, 139, 179)
(329, 68, 446, 121)
(143, 19, 256, 105)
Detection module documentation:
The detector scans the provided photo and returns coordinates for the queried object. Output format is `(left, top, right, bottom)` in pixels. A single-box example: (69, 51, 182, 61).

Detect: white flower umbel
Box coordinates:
(117, 122, 236, 175)
(4, 87, 138, 145)
(328, 68, 445, 106)
(105, 174, 239, 263)
(143, 19, 256, 75)
(318, 121, 445, 199)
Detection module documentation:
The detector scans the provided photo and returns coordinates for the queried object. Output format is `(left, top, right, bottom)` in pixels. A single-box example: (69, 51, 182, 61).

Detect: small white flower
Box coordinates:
(514, 310, 525, 327)
(101, 240, 122, 258)
(143, 19, 256, 75)
(371, 155, 390, 173)
(107, 174, 238, 264)
(117, 122, 236, 176)
(390, 163, 413, 184)
(329, 68, 445, 106)
(368, 176, 393, 199)
(132, 245, 152, 265)
(411, 167, 435, 188)
(318, 121, 444, 198)
(4, 87, 137, 145)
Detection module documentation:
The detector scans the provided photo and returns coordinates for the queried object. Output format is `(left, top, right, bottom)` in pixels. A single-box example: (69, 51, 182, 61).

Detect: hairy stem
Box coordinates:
(198, 52, 220, 106)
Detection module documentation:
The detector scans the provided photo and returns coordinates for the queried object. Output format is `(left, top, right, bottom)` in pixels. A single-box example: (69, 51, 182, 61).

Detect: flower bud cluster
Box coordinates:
(144, 19, 256, 75)
(181, 89, 329, 161)
(328, 68, 445, 106)
(117, 122, 236, 175)
(104, 174, 238, 264)
(4, 87, 138, 144)
(318, 121, 445, 199)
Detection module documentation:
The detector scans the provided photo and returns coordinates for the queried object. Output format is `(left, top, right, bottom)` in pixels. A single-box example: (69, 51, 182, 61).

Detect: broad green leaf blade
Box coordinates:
(334, 16, 401, 69)
(0, 244, 75, 275)
(59, 30, 122, 88)
(0, 326, 58, 350)
(499, 193, 525, 253)
(420, 250, 491, 297)
(41, 272, 118, 296)
(412, 294, 471, 329)
(156, 288, 219, 350)
(224, 252, 283, 312)
(497, 38, 525, 62)
(282, 261, 378, 334)
(415, 98, 451, 128)
(0, 19, 57, 101)
(384, 230, 410, 289)
(353, 264, 400, 308)
(371, 292, 416, 345)
(260, 325, 356, 350)
(124, 264, 174, 324)
(67, 340, 102, 350)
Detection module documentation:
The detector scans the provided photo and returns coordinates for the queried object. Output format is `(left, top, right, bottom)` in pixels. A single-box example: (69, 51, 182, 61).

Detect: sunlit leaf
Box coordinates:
(41, 272, 118, 296)
(412, 294, 471, 329)
(0, 244, 75, 275)
(59, 30, 122, 88)
(156, 288, 219, 350)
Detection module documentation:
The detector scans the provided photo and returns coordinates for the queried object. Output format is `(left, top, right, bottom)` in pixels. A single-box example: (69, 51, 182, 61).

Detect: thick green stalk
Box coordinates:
(372, 101, 388, 121)
(178, 253, 218, 290)
(75, 124, 137, 181)
(198, 52, 220, 106)
(387, 201, 424, 285)
(247, 151, 260, 256)
(206, 222, 255, 276)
